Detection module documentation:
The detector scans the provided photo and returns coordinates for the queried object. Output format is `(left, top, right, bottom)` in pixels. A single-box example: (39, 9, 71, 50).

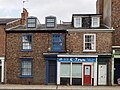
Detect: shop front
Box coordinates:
(57, 55, 98, 86)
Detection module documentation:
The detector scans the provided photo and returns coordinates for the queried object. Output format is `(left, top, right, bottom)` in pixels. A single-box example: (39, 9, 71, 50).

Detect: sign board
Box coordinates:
(58, 57, 96, 62)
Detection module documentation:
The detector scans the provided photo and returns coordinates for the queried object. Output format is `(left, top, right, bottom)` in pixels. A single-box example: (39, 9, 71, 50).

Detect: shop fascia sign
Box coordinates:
(58, 57, 96, 62)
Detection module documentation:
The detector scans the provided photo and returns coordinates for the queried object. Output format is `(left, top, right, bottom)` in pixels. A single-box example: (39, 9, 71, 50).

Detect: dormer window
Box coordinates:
(46, 16, 56, 28)
(74, 17, 82, 28)
(27, 17, 37, 28)
(72, 14, 101, 28)
(91, 17, 100, 27)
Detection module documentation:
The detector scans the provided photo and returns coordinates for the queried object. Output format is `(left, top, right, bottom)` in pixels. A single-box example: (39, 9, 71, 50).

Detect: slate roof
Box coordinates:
(6, 23, 109, 32)
(0, 18, 20, 24)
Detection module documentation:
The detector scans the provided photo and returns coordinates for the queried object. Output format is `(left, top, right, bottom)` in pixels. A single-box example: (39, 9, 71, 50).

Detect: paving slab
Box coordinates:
(0, 84, 120, 90)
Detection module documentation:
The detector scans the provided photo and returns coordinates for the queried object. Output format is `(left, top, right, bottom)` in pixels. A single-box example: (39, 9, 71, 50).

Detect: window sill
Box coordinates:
(21, 49, 32, 52)
(83, 50, 96, 52)
(20, 75, 33, 78)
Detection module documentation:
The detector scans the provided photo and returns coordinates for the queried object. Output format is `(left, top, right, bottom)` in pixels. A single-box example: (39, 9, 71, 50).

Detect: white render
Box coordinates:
(0, 57, 5, 83)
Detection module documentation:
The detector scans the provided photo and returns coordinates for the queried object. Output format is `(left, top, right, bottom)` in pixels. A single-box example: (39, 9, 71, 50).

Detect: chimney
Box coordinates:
(96, 0, 104, 24)
(21, 8, 29, 25)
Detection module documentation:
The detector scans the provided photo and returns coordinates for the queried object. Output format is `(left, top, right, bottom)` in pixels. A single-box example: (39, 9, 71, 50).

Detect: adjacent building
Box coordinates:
(0, 18, 21, 83)
(96, 0, 120, 85)
(5, 13, 114, 86)
(0, 8, 28, 83)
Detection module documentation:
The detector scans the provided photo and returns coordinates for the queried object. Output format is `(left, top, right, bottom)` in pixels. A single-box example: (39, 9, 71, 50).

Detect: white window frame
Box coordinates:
(83, 34, 96, 52)
(74, 17, 82, 28)
(91, 17, 100, 27)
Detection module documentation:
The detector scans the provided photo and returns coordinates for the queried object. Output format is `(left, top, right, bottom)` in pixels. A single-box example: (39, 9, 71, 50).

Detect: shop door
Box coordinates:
(98, 64, 107, 85)
(114, 58, 120, 84)
(114, 63, 120, 84)
(83, 65, 91, 85)
(0, 66, 1, 82)
(48, 61, 57, 84)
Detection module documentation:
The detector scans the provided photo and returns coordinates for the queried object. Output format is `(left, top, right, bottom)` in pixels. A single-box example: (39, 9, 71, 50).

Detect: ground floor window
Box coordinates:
(20, 58, 33, 78)
(60, 63, 82, 85)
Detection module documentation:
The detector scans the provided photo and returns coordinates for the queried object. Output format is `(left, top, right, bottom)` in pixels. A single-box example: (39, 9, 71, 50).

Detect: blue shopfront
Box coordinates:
(57, 55, 98, 86)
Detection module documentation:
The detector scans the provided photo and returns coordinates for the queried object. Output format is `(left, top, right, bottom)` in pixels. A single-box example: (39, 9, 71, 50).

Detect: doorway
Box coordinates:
(83, 65, 91, 85)
(114, 58, 120, 84)
(48, 60, 57, 84)
(98, 64, 107, 85)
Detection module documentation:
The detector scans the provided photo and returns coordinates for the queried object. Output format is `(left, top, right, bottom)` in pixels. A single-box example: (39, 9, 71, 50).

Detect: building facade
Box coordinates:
(0, 8, 28, 84)
(96, 0, 120, 85)
(5, 14, 114, 86)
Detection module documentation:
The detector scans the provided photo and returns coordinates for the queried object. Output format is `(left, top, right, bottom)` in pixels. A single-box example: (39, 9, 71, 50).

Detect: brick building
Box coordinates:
(96, 0, 120, 85)
(0, 18, 20, 83)
(5, 13, 113, 85)
(0, 8, 28, 83)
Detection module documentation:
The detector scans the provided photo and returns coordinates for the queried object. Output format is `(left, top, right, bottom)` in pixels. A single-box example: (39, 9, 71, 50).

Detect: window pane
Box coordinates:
(72, 64, 82, 78)
(60, 63, 71, 77)
(47, 19, 55, 22)
(52, 34, 64, 51)
(84, 35, 95, 50)
(47, 23, 55, 27)
(21, 61, 32, 76)
(28, 23, 36, 28)
(28, 19, 36, 23)
(22, 35, 32, 50)
(76, 18, 81, 26)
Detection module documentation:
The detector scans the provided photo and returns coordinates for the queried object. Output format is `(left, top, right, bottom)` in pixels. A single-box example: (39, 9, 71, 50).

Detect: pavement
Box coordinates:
(0, 84, 120, 90)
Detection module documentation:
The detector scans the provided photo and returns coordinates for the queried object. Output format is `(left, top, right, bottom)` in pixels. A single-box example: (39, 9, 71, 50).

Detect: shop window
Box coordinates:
(60, 63, 71, 77)
(60, 63, 82, 85)
(22, 34, 32, 51)
(83, 34, 96, 52)
(72, 63, 82, 78)
(20, 58, 33, 78)
(52, 34, 64, 52)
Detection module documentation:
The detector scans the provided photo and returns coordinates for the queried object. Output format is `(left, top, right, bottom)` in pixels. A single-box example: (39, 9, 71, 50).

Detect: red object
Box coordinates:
(83, 65, 91, 85)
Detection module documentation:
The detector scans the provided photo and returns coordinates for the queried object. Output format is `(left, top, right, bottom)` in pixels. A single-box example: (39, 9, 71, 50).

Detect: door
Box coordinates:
(98, 64, 107, 85)
(48, 61, 57, 84)
(83, 65, 91, 85)
(114, 59, 120, 84)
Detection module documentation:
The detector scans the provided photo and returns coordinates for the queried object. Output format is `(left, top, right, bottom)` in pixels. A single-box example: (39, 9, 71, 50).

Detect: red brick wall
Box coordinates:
(0, 25, 6, 56)
(66, 32, 112, 54)
(96, 0, 104, 23)
(111, 0, 120, 46)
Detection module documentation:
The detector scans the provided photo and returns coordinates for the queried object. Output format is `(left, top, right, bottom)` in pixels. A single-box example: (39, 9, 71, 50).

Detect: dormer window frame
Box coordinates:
(91, 16, 100, 28)
(27, 18, 37, 28)
(74, 17, 82, 28)
(46, 17, 56, 28)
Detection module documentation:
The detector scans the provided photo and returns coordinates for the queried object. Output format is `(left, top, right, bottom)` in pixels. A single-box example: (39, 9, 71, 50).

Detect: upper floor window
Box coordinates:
(74, 17, 82, 28)
(82, 17, 91, 28)
(91, 17, 100, 27)
(20, 58, 33, 78)
(22, 34, 32, 51)
(27, 18, 36, 28)
(83, 34, 96, 52)
(52, 34, 64, 52)
(46, 16, 56, 28)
